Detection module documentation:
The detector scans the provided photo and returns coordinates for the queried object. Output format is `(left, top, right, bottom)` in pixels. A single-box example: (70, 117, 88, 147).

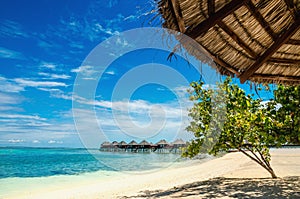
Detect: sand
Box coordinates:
(1, 148, 299, 199)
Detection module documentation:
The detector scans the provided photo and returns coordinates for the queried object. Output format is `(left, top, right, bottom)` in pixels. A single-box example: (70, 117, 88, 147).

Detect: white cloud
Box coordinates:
(0, 92, 23, 105)
(40, 82, 192, 143)
(0, 79, 24, 112)
(71, 65, 97, 76)
(51, 74, 71, 79)
(23, 121, 50, 127)
(71, 96, 189, 139)
(0, 76, 24, 93)
(124, 15, 137, 21)
(94, 23, 120, 36)
(37, 39, 62, 52)
(0, 113, 46, 121)
(0, 119, 75, 135)
(38, 72, 71, 79)
(0, 47, 25, 60)
(0, 114, 78, 147)
(105, 70, 115, 75)
(51, 92, 73, 101)
(54, 4, 135, 43)
(48, 140, 63, 144)
(0, 105, 22, 111)
(8, 139, 25, 143)
(14, 78, 67, 88)
(82, 77, 96, 80)
(115, 36, 129, 47)
(0, 20, 29, 38)
(156, 87, 165, 91)
(41, 62, 56, 70)
(38, 88, 62, 93)
(72, 102, 189, 146)
(53, 91, 188, 120)
(97, 99, 187, 118)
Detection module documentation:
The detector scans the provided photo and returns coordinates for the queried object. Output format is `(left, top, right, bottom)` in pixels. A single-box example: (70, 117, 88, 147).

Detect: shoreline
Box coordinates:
(0, 156, 210, 198)
(1, 148, 299, 199)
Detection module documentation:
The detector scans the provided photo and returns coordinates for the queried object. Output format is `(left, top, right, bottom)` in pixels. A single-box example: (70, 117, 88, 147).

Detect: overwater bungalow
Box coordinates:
(127, 140, 138, 152)
(171, 139, 186, 153)
(99, 141, 121, 152)
(155, 139, 171, 153)
(138, 140, 151, 152)
(112, 141, 118, 146)
(99, 139, 187, 153)
(156, 139, 169, 148)
(150, 142, 158, 149)
(100, 141, 112, 152)
(172, 139, 186, 147)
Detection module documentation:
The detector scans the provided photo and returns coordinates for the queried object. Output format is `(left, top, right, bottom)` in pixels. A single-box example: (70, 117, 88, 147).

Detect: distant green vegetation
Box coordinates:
(184, 77, 300, 178)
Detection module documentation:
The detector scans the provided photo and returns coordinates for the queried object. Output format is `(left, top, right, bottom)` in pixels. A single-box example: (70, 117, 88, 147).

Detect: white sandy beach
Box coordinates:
(1, 148, 299, 199)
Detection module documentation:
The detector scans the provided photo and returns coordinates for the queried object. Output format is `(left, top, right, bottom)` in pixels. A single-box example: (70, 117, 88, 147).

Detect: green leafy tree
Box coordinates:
(183, 78, 280, 178)
(274, 85, 300, 144)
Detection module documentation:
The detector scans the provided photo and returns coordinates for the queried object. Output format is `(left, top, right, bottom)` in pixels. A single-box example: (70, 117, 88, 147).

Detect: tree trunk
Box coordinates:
(266, 166, 277, 179)
(239, 149, 277, 179)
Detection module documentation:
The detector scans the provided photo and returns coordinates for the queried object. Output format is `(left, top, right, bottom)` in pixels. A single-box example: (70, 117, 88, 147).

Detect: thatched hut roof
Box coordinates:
(139, 140, 151, 146)
(172, 138, 186, 145)
(157, 0, 300, 84)
(156, 139, 170, 145)
(118, 141, 127, 146)
(101, 141, 112, 147)
(112, 141, 119, 146)
(128, 140, 138, 146)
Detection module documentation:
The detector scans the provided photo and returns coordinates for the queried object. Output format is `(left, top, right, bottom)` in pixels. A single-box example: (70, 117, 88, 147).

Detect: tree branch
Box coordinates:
(257, 148, 272, 168)
(239, 148, 268, 170)
(244, 145, 263, 164)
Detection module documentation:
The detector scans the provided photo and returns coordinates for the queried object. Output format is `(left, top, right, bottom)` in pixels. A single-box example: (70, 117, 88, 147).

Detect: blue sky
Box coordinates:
(0, 0, 274, 148)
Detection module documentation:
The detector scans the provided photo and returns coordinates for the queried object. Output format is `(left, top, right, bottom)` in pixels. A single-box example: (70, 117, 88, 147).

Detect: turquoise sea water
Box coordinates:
(0, 147, 182, 178)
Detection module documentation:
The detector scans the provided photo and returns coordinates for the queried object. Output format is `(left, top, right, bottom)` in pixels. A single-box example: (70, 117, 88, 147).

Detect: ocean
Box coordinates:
(0, 147, 183, 178)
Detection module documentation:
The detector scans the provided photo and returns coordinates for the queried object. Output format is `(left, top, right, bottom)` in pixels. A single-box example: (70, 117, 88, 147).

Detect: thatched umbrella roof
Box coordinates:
(157, 0, 300, 84)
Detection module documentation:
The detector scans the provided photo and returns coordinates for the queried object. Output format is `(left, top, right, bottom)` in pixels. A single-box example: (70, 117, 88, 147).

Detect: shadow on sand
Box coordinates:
(122, 176, 300, 198)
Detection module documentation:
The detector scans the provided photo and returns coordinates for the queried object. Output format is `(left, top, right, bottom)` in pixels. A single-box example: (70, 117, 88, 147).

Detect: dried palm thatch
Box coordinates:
(128, 140, 138, 146)
(118, 141, 127, 146)
(171, 138, 186, 146)
(139, 140, 151, 146)
(101, 141, 112, 147)
(156, 0, 300, 84)
(156, 139, 170, 145)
